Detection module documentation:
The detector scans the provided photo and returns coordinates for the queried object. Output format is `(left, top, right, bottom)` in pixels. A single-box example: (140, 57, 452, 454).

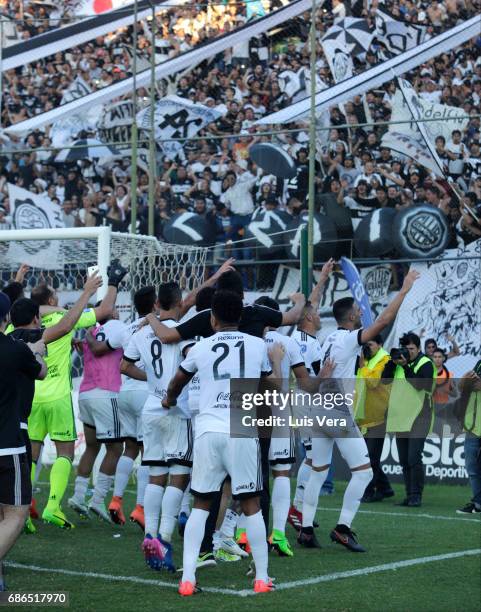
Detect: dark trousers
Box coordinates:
(395, 400, 432, 500)
(364, 423, 392, 496)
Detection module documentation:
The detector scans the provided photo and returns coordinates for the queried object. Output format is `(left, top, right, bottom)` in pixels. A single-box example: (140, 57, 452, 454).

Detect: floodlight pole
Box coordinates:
(148, 1, 157, 236)
(130, 0, 139, 234)
(307, 0, 317, 295)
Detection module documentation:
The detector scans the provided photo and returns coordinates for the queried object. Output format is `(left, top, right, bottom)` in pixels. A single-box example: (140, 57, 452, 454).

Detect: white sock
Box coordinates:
(73, 475, 89, 503)
(180, 485, 191, 516)
(272, 476, 290, 533)
(144, 483, 164, 536)
(91, 472, 113, 506)
(293, 459, 311, 511)
(220, 508, 238, 538)
(302, 469, 329, 528)
(159, 486, 183, 543)
(338, 468, 373, 528)
(113, 456, 134, 498)
(136, 465, 149, 506)
(181, 508, 209, 584)
(245, 511, 268, 582)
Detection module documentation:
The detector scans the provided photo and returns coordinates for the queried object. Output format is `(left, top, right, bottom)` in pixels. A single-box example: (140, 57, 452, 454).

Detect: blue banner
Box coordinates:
(340, 257, 374, 327)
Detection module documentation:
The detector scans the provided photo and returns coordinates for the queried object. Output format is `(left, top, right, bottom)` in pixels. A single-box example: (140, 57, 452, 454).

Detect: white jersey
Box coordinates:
(124, 318, 192, 418)
(291, 329, 322, 375)
(319, 327, 363, 379)
(105, 317, 146, 392)
(180, 330, 271, 438)
(264, 330, 304, 381)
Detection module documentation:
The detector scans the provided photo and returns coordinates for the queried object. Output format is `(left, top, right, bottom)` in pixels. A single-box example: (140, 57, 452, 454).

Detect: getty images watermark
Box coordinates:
(240, 388, 353, 429)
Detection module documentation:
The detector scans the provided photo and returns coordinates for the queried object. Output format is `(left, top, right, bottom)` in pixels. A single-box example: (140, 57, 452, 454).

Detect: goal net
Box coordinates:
(0, 227, 208, 316)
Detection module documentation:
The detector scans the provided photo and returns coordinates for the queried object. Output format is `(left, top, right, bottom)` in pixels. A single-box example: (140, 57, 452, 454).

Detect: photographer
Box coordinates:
(456, 360, 481, 515)
(382, 332, 436, 507)
(355, 336, 394, 503)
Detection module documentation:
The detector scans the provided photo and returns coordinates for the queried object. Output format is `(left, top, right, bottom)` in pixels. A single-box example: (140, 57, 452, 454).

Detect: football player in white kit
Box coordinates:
(299, 270, 420, 551)
(163, 290, 284, 596)
(121, 282, 194, 573)
(254, 296, 308, 557)
(85, 287, 155, 528)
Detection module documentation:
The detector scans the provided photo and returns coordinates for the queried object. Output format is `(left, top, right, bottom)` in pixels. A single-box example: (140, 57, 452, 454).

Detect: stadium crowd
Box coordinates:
(0, 0, 480, 258)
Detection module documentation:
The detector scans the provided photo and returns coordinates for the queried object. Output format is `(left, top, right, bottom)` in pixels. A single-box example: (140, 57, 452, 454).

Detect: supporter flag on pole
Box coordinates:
(375, 7, 426, 56)
(340, 256, 373, 327)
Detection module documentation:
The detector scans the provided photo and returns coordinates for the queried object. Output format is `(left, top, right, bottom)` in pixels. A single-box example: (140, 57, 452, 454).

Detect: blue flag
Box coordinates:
(246, 0, 266, 19)
(340, 257, 374, 327)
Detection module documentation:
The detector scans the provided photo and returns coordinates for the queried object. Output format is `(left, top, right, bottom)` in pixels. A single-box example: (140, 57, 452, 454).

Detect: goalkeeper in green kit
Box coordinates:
(28, 262, 127, 529)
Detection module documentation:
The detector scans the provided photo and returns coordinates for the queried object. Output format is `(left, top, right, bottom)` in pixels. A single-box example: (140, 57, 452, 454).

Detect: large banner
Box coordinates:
(136, 96, 223, 159)
(390, 83, 469, 145)
(386, 241, 481, 377)
(50, 76, 100, 147)
(1, 0, 188, 71)
(3, 185, 65, 268)
(375, 7, 426, 56)
(5, 0, 311, 134)
(97, 100, 134, 149)
(257, 15, 480, 125)
(381, 131, 444, 176)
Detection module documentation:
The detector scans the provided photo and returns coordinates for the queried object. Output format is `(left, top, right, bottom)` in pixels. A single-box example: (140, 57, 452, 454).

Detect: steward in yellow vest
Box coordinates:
(354, 336, 394, 503)
(456, 361, 481, 514)
(381, 332, 436, 508)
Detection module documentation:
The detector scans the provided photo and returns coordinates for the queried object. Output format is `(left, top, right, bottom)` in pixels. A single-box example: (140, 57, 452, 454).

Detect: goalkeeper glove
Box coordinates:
(107, 260, 128, 288)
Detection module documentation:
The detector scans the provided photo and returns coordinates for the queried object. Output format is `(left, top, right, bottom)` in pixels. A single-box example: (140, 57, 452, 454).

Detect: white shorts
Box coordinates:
(78, 394, 122, 442)
(311, 435, 370, 470)
(269, 430, 296, 469)
(117, 389, 148, 442)
(191, 433, 263, 499)
(142, 413, 193, 467)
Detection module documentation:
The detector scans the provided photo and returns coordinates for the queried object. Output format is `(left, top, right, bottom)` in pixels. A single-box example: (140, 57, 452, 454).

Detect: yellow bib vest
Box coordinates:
(354, 348, 390, 428)
(464, 391, 481, 437)
(386, 355, 436, 433)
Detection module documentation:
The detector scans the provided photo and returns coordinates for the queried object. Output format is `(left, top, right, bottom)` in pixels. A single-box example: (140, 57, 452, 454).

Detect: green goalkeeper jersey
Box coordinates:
(33, 309, 97, 403)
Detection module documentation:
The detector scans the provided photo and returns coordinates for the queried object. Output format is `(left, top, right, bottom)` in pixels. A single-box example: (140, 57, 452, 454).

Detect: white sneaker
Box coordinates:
(67, 496, 90, 518)
(88, 501, 112, 523)
(216, 536, 249, 558)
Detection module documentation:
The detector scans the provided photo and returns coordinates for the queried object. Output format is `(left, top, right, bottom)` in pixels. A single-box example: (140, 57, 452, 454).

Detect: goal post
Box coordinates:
(0, 227, 209, 316)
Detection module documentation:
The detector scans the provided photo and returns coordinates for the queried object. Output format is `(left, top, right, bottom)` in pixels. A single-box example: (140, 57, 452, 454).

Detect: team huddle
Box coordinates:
(1, 257, 422, 596)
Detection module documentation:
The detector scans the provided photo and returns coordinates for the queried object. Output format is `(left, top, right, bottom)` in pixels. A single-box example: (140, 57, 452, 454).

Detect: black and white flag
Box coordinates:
(136, 96, 223, 160)
(375, 8, 426, 56)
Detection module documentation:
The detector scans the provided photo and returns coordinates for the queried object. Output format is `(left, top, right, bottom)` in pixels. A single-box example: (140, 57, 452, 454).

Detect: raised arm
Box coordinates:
(281, 293, 307, 326)
(42, 274, 102, 344)
(446, 333, 460, 359)
(93, 260, 127, 322)
(359, 270, 420, 344)
(309, 258, 334, 312)
(180, 257, 236, 317)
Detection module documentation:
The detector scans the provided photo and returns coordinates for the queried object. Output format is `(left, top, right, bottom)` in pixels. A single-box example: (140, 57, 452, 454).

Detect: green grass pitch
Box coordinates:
(5, 472, 481, 612)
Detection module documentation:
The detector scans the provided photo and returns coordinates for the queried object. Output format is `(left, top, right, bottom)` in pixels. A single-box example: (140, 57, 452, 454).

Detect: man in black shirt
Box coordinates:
(0, 293, 47, 592)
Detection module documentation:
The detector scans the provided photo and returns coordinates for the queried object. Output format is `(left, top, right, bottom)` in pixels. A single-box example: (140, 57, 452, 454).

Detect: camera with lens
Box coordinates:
(390, 347, 410, 362)
(362, 344, 372, 360)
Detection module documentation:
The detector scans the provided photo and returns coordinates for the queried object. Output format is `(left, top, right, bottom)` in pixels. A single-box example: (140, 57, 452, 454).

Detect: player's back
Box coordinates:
(80, 320, 124, 394)
(125, 319, 189, 418)
(183, 331, 270, 437)
(319, 328, 362, 379)
(265, 329, 303, 382)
